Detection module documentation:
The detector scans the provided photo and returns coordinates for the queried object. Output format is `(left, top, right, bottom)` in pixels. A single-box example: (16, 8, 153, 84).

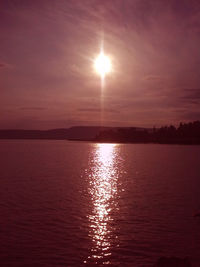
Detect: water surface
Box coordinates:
(0, 140, 200, 266)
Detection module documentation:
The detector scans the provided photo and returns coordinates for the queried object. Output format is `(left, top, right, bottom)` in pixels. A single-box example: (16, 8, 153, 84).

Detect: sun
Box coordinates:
(94, 52, 112, 78)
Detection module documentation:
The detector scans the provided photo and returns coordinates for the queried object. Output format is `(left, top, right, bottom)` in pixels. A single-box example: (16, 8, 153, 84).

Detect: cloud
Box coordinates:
(77, 107, 119, 113)
(181, 89, 200, 104)
(181, 111, 200, 121)
(19, 107, 47, 110)
(1, 0, 200, 129)
(0, 62, 8, 68)
(185, 89, 200, 99)
(143, 75, 163, 81)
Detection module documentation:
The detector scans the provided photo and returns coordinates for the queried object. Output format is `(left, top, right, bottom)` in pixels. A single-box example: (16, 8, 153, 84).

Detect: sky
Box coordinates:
(1, 0, 200, 129)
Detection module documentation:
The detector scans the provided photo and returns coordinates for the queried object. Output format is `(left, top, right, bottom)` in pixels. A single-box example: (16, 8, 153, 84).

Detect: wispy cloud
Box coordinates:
(77, 107, 119, 113)
(0, 62, 8, 68)
(0, 0, 200, 128)
(19, 107, 47, 111)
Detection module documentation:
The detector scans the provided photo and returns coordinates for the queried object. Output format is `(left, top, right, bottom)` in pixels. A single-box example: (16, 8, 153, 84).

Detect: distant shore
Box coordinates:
(70, 138, 200, 145)
(0, 121, 200, 145)
(1, 137, 199, 146)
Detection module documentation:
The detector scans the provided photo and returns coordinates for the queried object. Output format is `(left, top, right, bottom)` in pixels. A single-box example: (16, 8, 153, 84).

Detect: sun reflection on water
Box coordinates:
(86, 143, 120, 264)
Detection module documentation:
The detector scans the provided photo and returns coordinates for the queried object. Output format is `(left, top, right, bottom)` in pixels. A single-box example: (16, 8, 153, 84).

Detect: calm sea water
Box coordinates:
(0, 140, 200, 267)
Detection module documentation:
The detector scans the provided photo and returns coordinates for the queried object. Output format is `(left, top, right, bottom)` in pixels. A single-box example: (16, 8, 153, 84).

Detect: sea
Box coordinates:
(0, 140, 200, 266)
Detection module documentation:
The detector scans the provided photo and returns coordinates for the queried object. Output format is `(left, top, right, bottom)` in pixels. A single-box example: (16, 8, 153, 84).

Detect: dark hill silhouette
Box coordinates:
(0, 126, 145, 141)
(95, 121, 200, 145)
(67, 126, 114, 140)
(0, 126, 118, 140)
(0, 121, 200, 144)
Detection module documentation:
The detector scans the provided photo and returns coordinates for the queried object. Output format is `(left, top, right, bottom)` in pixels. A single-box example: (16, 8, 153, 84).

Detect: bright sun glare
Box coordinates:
(94, 52, 112, 78)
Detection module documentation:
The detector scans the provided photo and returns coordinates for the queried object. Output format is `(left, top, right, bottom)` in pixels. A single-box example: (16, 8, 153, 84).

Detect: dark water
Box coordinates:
(0, 140, 200, 266)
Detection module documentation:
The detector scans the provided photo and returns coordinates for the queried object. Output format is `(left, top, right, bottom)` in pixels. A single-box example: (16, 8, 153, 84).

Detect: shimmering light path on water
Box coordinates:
(86, 144, 120, 264)
(0, 140, 200, 266)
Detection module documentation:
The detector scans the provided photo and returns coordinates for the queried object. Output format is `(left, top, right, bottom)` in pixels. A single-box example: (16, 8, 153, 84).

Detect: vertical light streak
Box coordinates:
(86, 144, 119, 265)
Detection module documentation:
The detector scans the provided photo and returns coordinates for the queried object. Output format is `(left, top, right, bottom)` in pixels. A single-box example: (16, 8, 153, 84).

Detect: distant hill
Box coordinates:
(1, 122, 199, 144)
(0, 126, 146, 140)
(0, 126, 117, 140)
(94, 121, 200, 145)
(67, 126, 112, 140)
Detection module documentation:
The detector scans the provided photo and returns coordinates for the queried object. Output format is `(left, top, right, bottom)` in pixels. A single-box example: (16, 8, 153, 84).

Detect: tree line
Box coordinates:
(95, 121, 200, 144)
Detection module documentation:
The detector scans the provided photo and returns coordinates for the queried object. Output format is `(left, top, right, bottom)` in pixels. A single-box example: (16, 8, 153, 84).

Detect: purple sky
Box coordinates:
(1, 0, 200, 129)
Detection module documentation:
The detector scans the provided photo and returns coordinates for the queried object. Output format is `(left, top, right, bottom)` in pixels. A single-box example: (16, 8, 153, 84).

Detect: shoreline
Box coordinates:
(0, 137, 200, 145)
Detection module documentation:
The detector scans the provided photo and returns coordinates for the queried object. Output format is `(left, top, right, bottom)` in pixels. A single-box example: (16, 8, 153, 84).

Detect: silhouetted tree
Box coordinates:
(95, 121, 200, 144)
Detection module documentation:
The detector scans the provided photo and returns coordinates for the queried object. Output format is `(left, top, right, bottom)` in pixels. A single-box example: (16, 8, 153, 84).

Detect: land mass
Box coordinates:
(94, 121, 200, 145)
(0, 121, 200, 145)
